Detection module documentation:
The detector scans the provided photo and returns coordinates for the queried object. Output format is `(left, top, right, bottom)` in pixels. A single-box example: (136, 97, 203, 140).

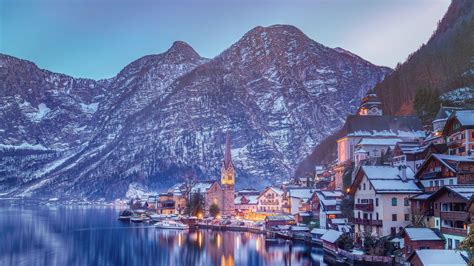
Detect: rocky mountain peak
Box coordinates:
(164, 40, 202, 61)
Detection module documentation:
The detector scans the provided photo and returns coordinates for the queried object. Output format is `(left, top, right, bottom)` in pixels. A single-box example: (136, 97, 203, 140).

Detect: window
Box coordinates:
(436, 219, 439, 227)
(391, 198, 397, 206)
(430, 181, 434, 187)
(376, 212, 379, 220)
(359, 185, 361, 191)
(404, 198, 409, 206)
(363, 183, 366, 190)
(369, 184, 372, 190)
(392, 214, 397, 221)
(358, 212, 361, 219)
(390, 227, 396, 236)
(375, 198, 379, 207)
(405, 214, 410, 221)
(449, 179, 453, 185)
(358, 198, 360, 203)
(435, 180, 439, 187)
(440, 180, 445, 186)
(448, 238, 453, 249)
(459, 147, 465, 153)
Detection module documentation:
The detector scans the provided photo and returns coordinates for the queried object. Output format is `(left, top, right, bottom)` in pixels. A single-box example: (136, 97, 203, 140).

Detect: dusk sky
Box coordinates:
(1, 0, 450, 79)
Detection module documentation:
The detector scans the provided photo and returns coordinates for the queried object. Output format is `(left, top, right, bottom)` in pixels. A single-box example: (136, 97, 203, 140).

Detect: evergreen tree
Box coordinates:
(209, 203, 220, 218)
(459, 224, 474, 266)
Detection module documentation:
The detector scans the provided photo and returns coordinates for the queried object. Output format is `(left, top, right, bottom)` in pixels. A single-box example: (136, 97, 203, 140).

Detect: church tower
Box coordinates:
(357, 90, 383, 116)
(220, 130, 235, 216)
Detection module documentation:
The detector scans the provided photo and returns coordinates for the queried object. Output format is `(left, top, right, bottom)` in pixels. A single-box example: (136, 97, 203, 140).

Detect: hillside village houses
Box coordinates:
(130, 91, 473, 263)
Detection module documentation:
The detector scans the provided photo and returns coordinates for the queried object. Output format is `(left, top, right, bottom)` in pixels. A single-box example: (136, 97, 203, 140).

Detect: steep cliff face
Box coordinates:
(374, 0, 474, 116)
(0, 25, 391, 199)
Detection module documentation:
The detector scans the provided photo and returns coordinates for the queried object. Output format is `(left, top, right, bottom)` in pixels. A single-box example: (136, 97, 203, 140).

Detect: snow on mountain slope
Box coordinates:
(0, 25, 391, 199)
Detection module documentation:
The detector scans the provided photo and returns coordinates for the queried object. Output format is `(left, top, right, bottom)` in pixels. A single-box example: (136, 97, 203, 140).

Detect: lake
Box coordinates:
(0, 204, 327, 266)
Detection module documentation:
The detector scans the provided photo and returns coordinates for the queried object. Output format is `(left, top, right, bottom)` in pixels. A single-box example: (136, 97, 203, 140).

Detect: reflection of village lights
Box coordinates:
(197, 231, 203, 248)
(216, 233, 222, 248)
(236, 235, 240, 249)
(216, 214, 222, 219)
(178, 233, 183, 247)
(255, 238, 261, 252)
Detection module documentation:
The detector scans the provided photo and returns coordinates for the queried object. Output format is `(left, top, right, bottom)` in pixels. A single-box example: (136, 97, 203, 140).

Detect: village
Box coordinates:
(121, 91, 474, 265)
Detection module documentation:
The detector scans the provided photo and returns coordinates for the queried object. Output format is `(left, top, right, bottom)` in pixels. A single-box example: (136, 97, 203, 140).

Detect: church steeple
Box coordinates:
(224, 130, 233, 169)
(221, 130, 235, 186)
(357, 90, 382, 116)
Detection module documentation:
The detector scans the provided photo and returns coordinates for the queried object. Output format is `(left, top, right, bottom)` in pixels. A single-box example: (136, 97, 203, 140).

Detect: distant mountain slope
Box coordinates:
(374, 0, 474, 116)
(297, 0, 474, 173)
(0, 25, 390, 199)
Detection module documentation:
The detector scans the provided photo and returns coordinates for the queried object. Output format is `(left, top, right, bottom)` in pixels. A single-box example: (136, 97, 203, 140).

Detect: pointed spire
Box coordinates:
(224, 130, 232, 168)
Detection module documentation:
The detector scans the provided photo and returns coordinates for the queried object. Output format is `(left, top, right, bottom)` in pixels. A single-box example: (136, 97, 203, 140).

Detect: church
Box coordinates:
(333, 91, 425, 189)
(193, 130, 236, 217)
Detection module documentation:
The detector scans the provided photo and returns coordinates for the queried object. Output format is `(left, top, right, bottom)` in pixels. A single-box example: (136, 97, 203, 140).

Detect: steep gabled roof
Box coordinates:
(433, 106, 461, 121)
(426, 185, 474, 202)
(442, 110, 474, 135)
(350, 165, 422, 194)
(415, 154, 474, 178)
(404, 228, 443, 241)
(257, 187, 284, 199)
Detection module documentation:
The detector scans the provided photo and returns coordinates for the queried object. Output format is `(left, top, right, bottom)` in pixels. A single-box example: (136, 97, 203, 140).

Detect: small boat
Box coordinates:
(148, 213, 162, 222)
(131, 215, 144, 223)
(118, 209, 133, 221)
(155, 220, 189, 230)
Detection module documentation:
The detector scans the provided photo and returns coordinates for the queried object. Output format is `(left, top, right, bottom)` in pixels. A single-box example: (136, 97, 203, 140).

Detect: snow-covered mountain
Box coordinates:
(0, 25, 391, 199)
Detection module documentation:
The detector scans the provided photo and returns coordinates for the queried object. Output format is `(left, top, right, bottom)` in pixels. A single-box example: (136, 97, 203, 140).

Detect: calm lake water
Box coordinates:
(0, 205, 327, 266)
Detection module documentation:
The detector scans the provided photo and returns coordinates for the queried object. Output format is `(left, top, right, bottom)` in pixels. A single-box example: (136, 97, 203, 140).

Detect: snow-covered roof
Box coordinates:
(411, 193, 432, 200)
(320, 190, 343, 198)
(321, 229, 343, 243)
(357, 166, 422, 194)
(362, 165, 415, 180)
(259, 187, 284, 198)
(411, 250, 467, 266)
(311, 228, 328, 235)
(291, 226, 310, 231)
(357, 138, 402, 146)
(321, 199, 338, 207)
(417, 154, 474, 176)
(234, 195, 258, 204)
(266, 215, 295, 221)
(452, 110, 474, 127)
(404, 228, 443, 241)
(331, 218, 347, 225)
(289, 188, 314, 200)
(341, 115, 425, 139)
(191, 181, 216, 193)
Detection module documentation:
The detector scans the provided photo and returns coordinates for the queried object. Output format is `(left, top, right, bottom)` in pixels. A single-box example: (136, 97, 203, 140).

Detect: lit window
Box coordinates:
(391, 198, 397, 206)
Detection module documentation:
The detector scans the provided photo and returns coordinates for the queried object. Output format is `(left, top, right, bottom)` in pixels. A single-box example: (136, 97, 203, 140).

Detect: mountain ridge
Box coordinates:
(0, 24, 391, 199)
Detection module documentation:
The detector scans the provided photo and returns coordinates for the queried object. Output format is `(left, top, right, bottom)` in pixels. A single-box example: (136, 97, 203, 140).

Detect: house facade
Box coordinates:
(415, 154, 474, 192)
(257, 187, 284, 213)
(426, 185, 474, 249)
(442, 110, 474, 156)
(349, 165, 422, 239)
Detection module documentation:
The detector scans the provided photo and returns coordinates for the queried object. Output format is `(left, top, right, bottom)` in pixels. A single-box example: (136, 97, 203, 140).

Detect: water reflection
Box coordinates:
(0, 205, 326, 266)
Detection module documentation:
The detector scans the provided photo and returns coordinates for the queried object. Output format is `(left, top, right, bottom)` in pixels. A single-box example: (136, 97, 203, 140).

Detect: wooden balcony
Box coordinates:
(447, 138, 462, 148)
(351, 218, 382, 226)
(355, 203, 374, 212)
(440, 211, 468, 221)
(422, 171, 443, 179)
(441, 226, 467, 237)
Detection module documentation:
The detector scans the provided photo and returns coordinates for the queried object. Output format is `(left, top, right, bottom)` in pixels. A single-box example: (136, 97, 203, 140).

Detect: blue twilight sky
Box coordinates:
(0, 0, 450, 80)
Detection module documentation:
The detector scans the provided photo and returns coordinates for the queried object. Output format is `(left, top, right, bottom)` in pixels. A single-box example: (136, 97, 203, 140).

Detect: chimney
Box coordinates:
(399, 165, 407, 182)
